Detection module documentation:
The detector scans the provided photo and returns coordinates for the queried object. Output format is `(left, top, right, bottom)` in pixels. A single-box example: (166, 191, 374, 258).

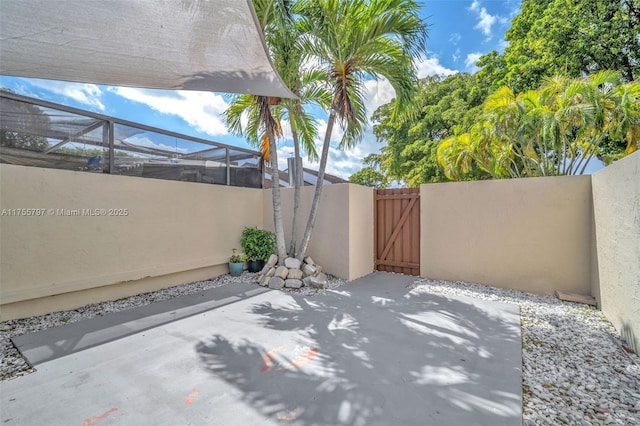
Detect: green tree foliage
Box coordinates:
(477, 0, 640, 94)
(437, 72, 640, 179)
(370, 73, 490, 186)
(55, 147, 104, 157)
(240, 227, 276, 262)
(349, 166, 389, 189)
(363, 0, 639, 186)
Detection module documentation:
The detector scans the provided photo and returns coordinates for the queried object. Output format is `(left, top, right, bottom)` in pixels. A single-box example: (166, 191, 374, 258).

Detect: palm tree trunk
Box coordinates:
(298, 108, 336, 260)
(288, 122, 302, 257)
(267, 126, 288, 262)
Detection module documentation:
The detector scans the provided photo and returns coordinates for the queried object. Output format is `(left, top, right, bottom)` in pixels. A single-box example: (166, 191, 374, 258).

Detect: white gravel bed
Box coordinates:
(0, 272, 346, 382)
(410, 278, 640, 426)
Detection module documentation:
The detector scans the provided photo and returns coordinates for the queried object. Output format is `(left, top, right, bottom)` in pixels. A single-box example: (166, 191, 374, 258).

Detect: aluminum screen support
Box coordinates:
(107, 121, 114, 174)
(43, 120, 105, 154)
(226, 148, 230, 186)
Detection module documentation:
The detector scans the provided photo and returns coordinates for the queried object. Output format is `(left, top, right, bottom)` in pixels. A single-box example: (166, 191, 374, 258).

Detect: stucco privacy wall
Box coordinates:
(263, 183, 374, 280)
(420, 175, 593, 295)
(592, 152, 640, 354)
(0, 164, 263, 320)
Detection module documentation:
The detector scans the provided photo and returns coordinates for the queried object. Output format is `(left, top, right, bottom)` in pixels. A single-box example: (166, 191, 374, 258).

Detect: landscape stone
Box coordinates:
(275, 265, 289, 279)
(268, 277, 285, 289)
(302, 276, 312, 287)
(287, 268, 303, 279)
(554, 290, 597, 306)
(285, 279, 303, 289)
(260, 264, 271, 275)
(313, 265, 323, 275)
(315, 272, 327, 282)
(267, 254, 278, 267)
(304, 256, 314, 265)
(284, 257, 302, 270)
(266, 267, 276, 278)
(310, 275, 328, 289)
(302, 263, 317, 277)
(258, 274, 270, 287)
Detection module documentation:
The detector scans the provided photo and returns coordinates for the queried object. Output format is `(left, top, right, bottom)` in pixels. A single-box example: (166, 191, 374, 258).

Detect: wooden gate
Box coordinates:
(374, 188, 420, 275)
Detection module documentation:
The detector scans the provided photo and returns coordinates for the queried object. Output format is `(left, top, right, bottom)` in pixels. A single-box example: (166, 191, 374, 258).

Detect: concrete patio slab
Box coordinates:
(1, 272, 522, 425)
(12, 282, 270, 365)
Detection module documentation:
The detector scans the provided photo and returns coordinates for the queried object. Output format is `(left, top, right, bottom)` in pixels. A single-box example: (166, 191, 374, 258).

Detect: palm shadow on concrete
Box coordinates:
(195, 272, 522, 425)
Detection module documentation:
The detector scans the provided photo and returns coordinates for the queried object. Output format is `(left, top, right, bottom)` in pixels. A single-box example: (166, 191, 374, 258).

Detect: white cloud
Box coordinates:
(507, 0, 521, 18)
(449, 33, 462, 45)
(359, 57, 456, 120)
(275, 122, 381, 180)
(416, 57, 457, 79)
(452, 48, 461, 63)
(110, 87, 229, 136)
(280, 130, 382, 180)
(315, 118, 345, 145)
(324, 135, 379, 178)
(27, 79, 105, 111)
(363, 78, 396, 115)
(465, 52, 483, 73)
(468, 0, 508, 40)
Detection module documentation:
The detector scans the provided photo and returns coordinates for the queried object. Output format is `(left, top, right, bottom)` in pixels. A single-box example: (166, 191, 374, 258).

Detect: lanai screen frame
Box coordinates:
(0, 91, 265, 187)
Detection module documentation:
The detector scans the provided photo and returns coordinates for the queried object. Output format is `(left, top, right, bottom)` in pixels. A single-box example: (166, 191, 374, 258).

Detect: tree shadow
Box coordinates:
(195, 274, 522, 425)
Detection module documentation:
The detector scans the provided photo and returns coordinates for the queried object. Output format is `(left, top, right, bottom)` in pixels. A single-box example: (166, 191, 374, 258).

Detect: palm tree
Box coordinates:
(225, 0, 330, 261)
(437, 71, 640, 180)
(223, 0, 293, 261)
(270, 13, 331, 257)
(295, 0, 427, 260)
(281, 75, 331, 257)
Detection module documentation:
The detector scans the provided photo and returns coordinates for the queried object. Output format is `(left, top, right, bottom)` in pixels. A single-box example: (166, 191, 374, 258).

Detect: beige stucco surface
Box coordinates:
(420, 175, 593, 295)
(347, 184, 374, 280)
(263, 183, 373, 280)
(0, 164, 263, 320)
(1, 265, 227, 320)
(592, 152, 640, 353)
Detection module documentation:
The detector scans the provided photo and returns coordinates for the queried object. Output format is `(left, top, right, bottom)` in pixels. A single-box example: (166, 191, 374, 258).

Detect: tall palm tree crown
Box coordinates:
(226, 0, 428, 261)
(297, 0, 427, 144)
(295, 0, 427, 259)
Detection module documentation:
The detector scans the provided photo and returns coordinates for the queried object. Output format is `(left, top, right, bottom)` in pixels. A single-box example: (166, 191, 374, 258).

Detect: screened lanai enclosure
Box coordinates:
(0, 92, 263, 188)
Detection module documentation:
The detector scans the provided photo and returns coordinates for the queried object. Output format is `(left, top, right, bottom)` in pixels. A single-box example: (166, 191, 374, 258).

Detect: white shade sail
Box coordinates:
(0, 0, 296, 98)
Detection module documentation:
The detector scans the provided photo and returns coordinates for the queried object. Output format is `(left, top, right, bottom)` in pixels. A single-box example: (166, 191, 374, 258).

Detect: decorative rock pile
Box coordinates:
(257, 255, 328, 290)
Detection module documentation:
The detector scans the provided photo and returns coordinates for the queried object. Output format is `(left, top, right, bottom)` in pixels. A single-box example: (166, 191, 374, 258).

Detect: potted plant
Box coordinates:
(229, 248, 247, 276)
(240, 227, 275, 272)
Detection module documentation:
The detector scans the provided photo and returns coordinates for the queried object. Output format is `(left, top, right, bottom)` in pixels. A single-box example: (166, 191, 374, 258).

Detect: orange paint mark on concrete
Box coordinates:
(80, 407, 118, 426)
(290, 347, 318, 369)
(185, 388, 200, 406)
(260, 346, 284, 372)
(261, 347, 318, 372)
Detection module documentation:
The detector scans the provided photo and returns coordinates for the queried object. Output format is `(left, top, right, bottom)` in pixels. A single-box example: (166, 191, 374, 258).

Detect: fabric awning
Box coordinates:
(0, 0, 296, 99)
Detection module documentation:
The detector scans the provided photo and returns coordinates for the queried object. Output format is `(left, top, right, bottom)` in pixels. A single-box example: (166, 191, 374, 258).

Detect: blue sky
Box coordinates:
(0, 0, 521, 179)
